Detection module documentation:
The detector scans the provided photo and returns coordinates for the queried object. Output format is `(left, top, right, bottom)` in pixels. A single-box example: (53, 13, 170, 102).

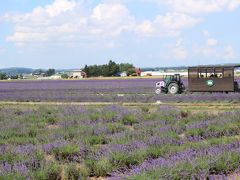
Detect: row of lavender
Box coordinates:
(1, 104, 240, 179)
(0, 78, 240, 102)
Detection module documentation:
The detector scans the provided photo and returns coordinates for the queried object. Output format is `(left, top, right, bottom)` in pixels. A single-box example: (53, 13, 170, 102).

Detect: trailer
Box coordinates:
(155, 65, 240, 94)
(188, 65, 240, 92)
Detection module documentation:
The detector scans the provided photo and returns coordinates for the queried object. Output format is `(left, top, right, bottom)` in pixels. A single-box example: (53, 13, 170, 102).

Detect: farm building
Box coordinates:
(31, 72, 46, 78)
(22, 74, 34, 79)
(69, 70, 87, 78)
(49, 74, 62, 79)
(135, 68, 141, 76)
(113, 71, 127, 77)
(120, 71, 127, 77)
(141, 71, 188, 77)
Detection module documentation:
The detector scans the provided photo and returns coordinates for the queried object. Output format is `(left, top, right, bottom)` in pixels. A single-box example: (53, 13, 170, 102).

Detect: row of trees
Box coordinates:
(0, 73, 7, 80)
(32, 69, 55, 76)
(83, 60, 135, 77)
(0, 62, 137, 80)
(0, 68, 56, 80)
(0, 73, 23, 80)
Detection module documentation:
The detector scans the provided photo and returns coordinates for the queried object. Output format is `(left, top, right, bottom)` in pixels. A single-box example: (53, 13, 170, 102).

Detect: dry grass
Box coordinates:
(47, 124, 60, 129)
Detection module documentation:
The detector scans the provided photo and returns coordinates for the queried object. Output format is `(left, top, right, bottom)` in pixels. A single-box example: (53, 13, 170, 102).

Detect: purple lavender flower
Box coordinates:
(109, 141, 240, 179)
(14, 144, 35, 155)
(12, 163, 28, 175)
(99, 141, 148, 157)
(0, 145, 9, 155)
(1, 78, 240, 103)
(0, 162, 12, 174)
(147, 136, 180, 146)
(42, 141, 68, 153)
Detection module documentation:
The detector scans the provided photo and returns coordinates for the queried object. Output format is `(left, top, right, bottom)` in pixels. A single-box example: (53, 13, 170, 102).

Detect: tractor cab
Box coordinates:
(163, 74, 181, 84)
(155, 74, 185, 94)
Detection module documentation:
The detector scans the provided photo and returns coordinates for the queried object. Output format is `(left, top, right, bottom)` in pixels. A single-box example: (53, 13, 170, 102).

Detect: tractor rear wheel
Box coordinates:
(168, 83, 179, 94)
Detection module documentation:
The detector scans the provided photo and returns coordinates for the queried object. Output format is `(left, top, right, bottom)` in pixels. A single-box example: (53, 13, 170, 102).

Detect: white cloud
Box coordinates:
(159, 0, 240, 14)
(223, 45, 236, 59)
(45, 0, 76, 17)
(227, 0, 240, 10)
(203, 30, 210, 37)
(163, 39, 188, 60)
(90, 3, 135, 37)
(5, 0, 203, 46)
(206, 38, 218, 46)
(5, 1, 137, 45)
(136, 20, 155, 36)
(194, 46, 217, 57)
(105, 42, 119, 48)
(172, 39, 188, 59)
(155, 13, 200, 31)
(194, 43, 237, 59)
(202, 31, 218, 47)
(172, 46, 188, 59)
(136, 12, 200, 37)
(193, 32, 237, 59)
(5, 0, 85, 44)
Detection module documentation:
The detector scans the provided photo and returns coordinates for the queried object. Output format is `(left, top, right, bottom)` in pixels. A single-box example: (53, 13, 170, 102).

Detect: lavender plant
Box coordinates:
(0, 104, 240, 179)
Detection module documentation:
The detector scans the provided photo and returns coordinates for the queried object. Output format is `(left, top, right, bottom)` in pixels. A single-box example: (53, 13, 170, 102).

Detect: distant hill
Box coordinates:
(0, 68, 34, 76)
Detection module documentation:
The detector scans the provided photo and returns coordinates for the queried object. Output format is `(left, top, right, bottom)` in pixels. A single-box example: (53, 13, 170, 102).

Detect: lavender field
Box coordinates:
(0, 78, 240, 103)
(1, 78, 240, 179)
(1, 104, 240, 179)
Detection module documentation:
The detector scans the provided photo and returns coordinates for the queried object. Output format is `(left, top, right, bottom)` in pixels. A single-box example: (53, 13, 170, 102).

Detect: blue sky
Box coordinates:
(0, 0, 240, 69)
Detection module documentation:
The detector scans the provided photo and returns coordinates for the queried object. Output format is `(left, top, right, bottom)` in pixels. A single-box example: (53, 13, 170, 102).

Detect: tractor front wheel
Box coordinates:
(155, 88, 161, 94)
(168, 83, 179, 94)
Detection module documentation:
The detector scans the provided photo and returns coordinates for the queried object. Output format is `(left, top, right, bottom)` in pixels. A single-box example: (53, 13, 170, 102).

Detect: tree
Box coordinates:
(46, 69, 55, 76)
(0, 73, 7, 80)
(102, 64, 109, 76)
(19, 75, 23, 79)
(126, 68, 136, 76)
(61, 74, 69, 79)
(83, 65, 89, 76)
(10, 75, 19, 79)
(108, 60, 119, 76)
(33, 69, 45, 75)
(82, 61, 135, 77)
(119, 63, 134, 72)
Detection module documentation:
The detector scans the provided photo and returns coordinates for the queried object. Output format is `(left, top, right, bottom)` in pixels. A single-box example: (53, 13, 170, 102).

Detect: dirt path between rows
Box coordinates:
(1, 101, 240, 110)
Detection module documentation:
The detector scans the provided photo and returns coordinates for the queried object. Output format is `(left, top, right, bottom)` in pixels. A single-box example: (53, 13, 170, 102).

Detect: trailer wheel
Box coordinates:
(168, 83, 179, 94)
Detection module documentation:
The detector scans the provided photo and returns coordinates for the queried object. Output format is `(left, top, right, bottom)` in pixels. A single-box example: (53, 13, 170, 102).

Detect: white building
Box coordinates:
(70, 70, 87, 78)
(22, 74, 34, 79)
(49, 74, 62, 79)
(120, 71, 127, 77)
(141, 71, 188, 77)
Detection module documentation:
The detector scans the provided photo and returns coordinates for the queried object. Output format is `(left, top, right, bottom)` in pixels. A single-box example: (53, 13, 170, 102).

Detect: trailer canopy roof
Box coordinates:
(189, 64, 240, 69)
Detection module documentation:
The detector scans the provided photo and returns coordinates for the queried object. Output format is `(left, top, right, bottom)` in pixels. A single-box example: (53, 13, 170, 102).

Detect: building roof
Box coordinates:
(71, 70, 82, 72)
